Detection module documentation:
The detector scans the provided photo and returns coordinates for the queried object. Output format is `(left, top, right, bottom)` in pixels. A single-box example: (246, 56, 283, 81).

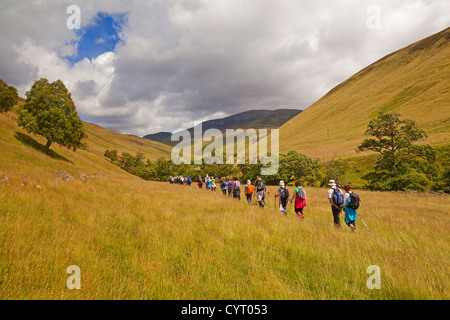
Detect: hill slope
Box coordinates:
(0, 105, 171, 181)
(279, 27, 450, 158)
(145, 108, 301, 146)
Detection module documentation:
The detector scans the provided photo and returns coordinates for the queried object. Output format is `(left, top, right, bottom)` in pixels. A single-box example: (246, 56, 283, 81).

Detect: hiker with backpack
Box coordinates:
(342, 184, 359, 232)
(261, 180, 268, 206)
(220, 177, 228, 195)
(328, 180, 344, 229)
(227, 179, 233, 197)
(254, 176, 265, 208)
(245, 180, 254, 204)
(275, 180, 290, 215)
(205, 176, 211, 190)
(211, 177, 216, 192)
(197, 175, 204, 189)
(232, 177, 241, 200)
(291, 180, 307, 220)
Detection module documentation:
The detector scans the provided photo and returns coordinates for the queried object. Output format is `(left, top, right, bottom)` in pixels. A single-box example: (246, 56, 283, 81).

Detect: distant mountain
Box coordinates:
(144, 109, 302, 146)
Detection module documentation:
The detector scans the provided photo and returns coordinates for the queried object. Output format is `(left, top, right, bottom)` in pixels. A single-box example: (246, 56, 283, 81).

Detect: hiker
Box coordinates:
(232, 177, 241, 200)
(169, 176, 173, 184)
(211, 177, 216, 192)
(261, 180, 268, 206)
(254, 176, 265, 208)
(227, 179, 233, 197)
(245, 180, 254, 204)
(328, 180, 344, 229)
(187, 176, 192, 186)
(220, 177, 227, 195)
(275, 180, 290, 215)
(205, 176, 211, 190)
(342, 184, 359, 232)
(291, 180, 307, 220)
(197, 175, 204, 189)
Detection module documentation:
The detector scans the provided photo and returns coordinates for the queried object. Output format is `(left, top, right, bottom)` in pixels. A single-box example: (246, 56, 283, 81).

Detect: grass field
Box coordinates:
(0, 174, 448, 299)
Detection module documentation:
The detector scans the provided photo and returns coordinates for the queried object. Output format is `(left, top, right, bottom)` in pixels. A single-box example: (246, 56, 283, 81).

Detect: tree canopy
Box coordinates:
(0, 79, 18, 113)
(358, 112, 437, 191)
(18, 78, 87, 154)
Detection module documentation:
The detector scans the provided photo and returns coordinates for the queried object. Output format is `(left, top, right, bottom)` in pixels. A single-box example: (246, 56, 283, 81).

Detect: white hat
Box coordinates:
(247, 180, 251, 185)
(279, 180, 285, 186)
(328, 180, 336, 187)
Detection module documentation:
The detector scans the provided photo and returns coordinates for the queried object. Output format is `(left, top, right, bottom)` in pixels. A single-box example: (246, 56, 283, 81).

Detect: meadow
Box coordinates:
(0, 173, 448, 299)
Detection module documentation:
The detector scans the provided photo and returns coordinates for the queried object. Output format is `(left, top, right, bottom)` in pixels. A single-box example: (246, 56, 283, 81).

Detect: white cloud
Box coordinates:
(0, 0, 448, 136)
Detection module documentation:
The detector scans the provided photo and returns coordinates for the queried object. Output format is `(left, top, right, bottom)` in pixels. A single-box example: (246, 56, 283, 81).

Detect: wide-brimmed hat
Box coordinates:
(328, 180, 336, 187)
(247, 180, 251, 185)
(279, 180, 285, 186)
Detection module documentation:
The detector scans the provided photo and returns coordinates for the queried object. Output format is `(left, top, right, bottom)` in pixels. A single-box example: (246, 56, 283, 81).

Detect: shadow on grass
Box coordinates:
(14, 132, 74, 164)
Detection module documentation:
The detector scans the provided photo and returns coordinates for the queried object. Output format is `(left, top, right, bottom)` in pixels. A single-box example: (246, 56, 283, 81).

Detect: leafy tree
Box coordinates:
(358, 112, 438, 191)
(262, 151, 321, 185)
(104, 149, 118, 163)
(431, 147, 450, 193)
(155, 157, 174, 181)
(0, 79, 19, 113)
(18, 78, 86, 154)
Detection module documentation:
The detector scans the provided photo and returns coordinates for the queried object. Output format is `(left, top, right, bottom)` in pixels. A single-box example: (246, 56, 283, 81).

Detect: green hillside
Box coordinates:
(279, 27, 450, 159)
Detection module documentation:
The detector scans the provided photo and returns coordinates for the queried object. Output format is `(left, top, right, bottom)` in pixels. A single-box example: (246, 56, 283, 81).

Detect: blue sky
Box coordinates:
(67, 12, 127, 64)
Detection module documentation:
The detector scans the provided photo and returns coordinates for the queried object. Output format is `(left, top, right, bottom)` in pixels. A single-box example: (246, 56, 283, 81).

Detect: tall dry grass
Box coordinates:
(0, 175, 448, 299)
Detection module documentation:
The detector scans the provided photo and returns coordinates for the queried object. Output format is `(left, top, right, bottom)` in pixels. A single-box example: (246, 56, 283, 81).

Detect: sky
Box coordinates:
(0, 0, 449, 136)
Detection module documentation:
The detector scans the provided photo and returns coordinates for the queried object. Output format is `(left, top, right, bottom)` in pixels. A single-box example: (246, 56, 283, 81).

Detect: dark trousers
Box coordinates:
(331, 205, 342, 228)
(246, 194, 252, 204)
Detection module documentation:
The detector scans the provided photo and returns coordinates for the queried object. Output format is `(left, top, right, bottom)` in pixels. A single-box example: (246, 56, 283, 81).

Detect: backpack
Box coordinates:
(228, 181, 233, 189)
(246, 185, 254, 195)
(280, 187, 289, 200)
(234, 181, 241, 190)
(333, 188, 344, 206)
(296, 187, 306, 201)
(348, 192, 360, 210)
(256, 180, 265, 192)
(187, 177, 191, 183)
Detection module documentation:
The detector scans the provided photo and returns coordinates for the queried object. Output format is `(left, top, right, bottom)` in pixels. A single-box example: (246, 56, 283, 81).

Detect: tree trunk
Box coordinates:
(43, 140, 52, 154)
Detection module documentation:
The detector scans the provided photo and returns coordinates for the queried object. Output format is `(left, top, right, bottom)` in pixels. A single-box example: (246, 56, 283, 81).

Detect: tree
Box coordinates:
(321, 156, 349, 187)
(262, 151, 321, 186)
(358, 112, 438, 191)
(0, 79, 18, 113)
(18, 78, 87, 154)
(104, 149, 118, 163)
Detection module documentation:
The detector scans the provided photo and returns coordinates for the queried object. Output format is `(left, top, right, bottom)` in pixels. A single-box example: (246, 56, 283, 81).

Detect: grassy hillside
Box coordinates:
(0, 102, 448, 300)
(0, 105, 171, 181)
(279, 27, 450, 159)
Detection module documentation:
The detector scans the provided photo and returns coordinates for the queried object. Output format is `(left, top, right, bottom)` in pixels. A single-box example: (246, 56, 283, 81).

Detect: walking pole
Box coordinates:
(359, 215, 370, 232)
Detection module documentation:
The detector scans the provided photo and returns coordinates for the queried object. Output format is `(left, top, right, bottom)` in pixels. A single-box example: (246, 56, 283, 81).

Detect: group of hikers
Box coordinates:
(168, 175, 360, 232)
